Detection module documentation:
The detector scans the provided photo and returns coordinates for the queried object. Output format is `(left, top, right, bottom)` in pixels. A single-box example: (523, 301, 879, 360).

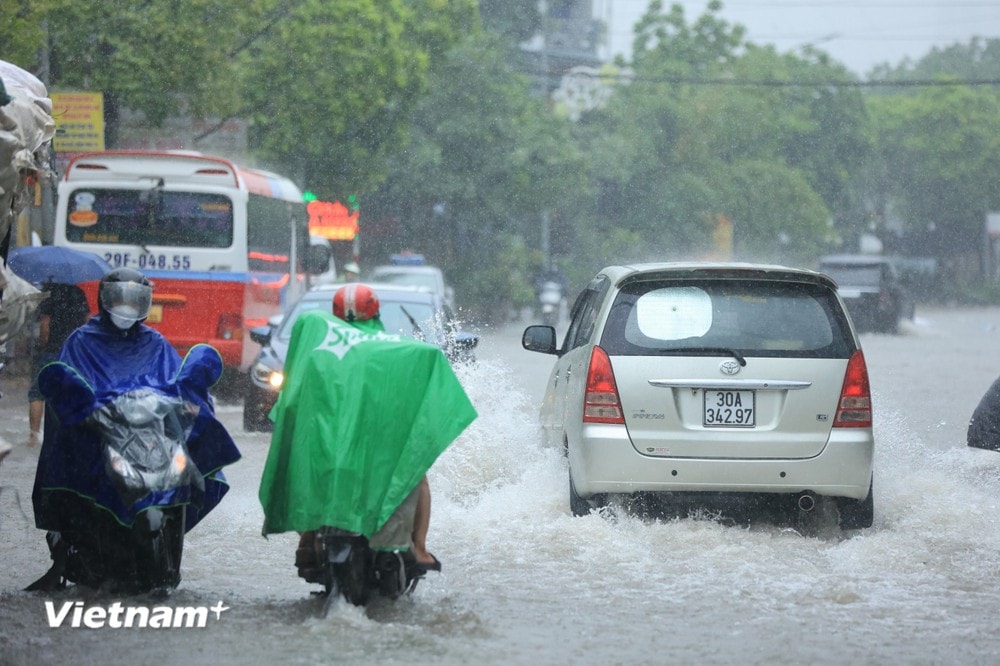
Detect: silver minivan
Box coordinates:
(522, 262, 874, 528)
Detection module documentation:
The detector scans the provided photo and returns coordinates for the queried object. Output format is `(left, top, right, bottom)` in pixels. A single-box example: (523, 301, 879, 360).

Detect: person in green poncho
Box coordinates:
(259, 283, 477, 578)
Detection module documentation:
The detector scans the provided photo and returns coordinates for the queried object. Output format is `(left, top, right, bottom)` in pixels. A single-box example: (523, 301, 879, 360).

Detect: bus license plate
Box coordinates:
(704, 390, 755, 427)
(146, 304, 164, 324)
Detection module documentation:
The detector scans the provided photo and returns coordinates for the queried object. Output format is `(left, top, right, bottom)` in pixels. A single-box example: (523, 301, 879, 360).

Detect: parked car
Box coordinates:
(522, 262, 874, 529)
(243, 282, 478, 432)
(817, 254, 914, 334)
(369, 257, 455, 311)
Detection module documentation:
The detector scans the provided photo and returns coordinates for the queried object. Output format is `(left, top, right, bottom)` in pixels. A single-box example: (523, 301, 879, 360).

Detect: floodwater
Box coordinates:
(1, 307, 1000, 665)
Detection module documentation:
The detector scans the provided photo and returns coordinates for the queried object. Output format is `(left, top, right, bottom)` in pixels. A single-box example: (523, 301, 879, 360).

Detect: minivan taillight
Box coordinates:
(583, 346, 625, 424)
(834, 349, 872, 427)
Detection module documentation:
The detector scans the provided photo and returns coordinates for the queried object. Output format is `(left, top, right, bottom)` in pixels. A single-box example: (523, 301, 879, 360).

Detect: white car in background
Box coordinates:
(369, 259, 455, 311)
(522, 262, 874, 529)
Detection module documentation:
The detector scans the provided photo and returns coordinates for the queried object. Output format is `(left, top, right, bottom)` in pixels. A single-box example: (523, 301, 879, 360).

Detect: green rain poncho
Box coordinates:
(258, 310, 476, 539)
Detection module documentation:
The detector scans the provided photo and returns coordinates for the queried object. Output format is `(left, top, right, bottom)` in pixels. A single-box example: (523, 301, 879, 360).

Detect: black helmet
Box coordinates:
(98, 268, 153, 331)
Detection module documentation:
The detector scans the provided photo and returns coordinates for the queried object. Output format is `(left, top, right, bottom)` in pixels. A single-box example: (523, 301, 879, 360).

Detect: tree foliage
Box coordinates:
(240, 0, 422, 193)
(869, 38, 1000, 82)
(578, 1, 864, 264)
(868, 84, 1000, 257)
(12, 0, 475, 197)
(12, 0, 1000, 309)
(863, 37, 1000, 292)
(41, 0, 251, 140)
(366, 31, 591, 321)
(477, 0, 539, 45)
(0, 0, 50, 68)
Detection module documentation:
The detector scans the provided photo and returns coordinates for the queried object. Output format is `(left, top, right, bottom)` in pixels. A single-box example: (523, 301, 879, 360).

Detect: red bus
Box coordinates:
(54, 151, 315, 375)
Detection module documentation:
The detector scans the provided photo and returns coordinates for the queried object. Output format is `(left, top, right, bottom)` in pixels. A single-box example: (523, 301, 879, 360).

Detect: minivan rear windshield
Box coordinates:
(601, 279, 855, 358)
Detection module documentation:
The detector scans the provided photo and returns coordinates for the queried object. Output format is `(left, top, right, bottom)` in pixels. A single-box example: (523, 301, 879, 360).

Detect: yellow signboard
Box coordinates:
(51, 92, 105, 153)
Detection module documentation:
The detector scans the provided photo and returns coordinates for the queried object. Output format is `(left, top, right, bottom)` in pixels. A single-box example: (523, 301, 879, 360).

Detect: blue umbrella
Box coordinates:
(7, 245, 113, 285)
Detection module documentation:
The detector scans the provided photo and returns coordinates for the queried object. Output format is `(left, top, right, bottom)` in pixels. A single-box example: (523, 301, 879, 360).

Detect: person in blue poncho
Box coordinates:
(27, 268, 241, 591)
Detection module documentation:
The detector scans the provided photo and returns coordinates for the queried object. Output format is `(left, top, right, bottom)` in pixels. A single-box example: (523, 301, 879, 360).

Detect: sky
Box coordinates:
(600, 0, 1000, 76)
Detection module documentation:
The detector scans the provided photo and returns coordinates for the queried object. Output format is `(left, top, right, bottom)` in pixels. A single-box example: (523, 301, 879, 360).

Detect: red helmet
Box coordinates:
(333, 283, 380, 322)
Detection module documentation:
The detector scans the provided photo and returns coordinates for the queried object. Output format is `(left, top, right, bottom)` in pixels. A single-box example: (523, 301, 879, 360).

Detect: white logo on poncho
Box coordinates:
(315, 321, 401, 359)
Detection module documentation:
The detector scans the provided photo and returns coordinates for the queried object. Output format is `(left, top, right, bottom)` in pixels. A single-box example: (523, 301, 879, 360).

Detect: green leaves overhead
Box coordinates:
(583, 2, 867, 262)
(43, 0, 247, 125)
(10, 0, 1000, 309)
(869, 83, 1000, 253)
(240, 0, 478, 195)
(0, 0, 50, 68)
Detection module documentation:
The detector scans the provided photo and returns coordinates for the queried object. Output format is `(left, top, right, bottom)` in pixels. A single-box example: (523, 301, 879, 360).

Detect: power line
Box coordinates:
(555, 70, 1000, 87)
(713, 1, 999, 6)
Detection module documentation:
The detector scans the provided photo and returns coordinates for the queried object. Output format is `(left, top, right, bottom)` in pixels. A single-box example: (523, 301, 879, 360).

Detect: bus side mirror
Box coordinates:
(304, 244, 331, 275)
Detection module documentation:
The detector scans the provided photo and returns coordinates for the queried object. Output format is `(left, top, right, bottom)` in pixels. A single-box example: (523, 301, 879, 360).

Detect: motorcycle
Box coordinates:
(27, 344, 240, 594)
(299, 486, 427, 610)
(537, 280, 564, 327)
(260, 311, 477, 612)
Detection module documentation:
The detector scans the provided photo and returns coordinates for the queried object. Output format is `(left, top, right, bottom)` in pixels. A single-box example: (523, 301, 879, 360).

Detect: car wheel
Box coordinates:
(837, 478, 874, 529)
(569, 473, 592, 517)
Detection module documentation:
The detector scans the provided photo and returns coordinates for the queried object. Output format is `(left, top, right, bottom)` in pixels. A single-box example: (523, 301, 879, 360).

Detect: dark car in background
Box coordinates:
(818, 254, 914, 334)
(242, 282, 478, 431)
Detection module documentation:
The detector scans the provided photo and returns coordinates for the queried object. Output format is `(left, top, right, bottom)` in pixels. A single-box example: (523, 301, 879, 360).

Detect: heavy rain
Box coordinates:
(3, 1, 1000, 664)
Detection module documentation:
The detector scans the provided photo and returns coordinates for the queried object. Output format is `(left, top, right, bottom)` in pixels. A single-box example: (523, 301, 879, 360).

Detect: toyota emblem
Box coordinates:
(720, 360, 741, 376)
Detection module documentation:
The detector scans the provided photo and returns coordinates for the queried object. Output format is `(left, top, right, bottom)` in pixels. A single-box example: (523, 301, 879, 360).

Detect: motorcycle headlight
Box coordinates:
(163, 449, 189, 486)
(106, 446, 144, 491)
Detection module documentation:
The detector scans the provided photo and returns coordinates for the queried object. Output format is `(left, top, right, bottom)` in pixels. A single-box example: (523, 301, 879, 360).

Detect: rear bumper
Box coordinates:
(569, 424, 874, 500)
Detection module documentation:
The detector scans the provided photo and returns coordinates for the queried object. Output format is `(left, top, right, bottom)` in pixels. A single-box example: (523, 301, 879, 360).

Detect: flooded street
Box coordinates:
(2, 307, 1000, 664)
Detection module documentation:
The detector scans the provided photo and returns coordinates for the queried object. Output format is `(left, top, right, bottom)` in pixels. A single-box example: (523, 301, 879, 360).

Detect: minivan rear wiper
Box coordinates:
(658, 347, 747, 366)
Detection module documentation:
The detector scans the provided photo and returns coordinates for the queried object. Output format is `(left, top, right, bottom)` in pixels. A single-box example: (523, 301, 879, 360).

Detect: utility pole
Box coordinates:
(539, 1, 552, 270)
(38, 20, 55, 244)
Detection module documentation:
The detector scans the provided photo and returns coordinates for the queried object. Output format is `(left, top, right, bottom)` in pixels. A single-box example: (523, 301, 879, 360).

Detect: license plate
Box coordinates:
(146, 304, 164, 324)
(704, 390, 755, 427)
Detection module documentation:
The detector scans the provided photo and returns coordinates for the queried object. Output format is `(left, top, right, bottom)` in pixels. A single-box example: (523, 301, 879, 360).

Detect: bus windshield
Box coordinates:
(65, 188, 234, 248)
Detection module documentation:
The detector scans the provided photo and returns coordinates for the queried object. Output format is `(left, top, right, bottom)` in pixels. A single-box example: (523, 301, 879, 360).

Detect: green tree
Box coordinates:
(11, 0, 474, 196)
(478, 0, 539, 45)
(869, 37, 1000, 82)
(367, 32, 591, 322)
(630, 0, 745, 76)
(578, 2, 873, 263)
(868, 83, 1000, 267)
(40, 0, 252, 144)
(0, 0, 50, 69)
(692, 45, 873, 249)
(241, 0, 476, 197)
(581, 2, 837, 261)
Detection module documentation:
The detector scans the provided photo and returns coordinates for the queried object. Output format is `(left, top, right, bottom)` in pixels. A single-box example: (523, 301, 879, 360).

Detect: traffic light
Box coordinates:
(302, 191, 317, 202)
(347, 194, 359, 211)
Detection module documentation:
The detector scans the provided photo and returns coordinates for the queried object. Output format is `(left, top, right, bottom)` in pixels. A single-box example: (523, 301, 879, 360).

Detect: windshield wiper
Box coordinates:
(658, 346, 747, 366)
(399, 306, 425, 340)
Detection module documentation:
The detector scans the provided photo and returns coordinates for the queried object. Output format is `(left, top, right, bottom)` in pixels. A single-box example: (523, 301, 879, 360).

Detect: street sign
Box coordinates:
(51, 91, 105, 154)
